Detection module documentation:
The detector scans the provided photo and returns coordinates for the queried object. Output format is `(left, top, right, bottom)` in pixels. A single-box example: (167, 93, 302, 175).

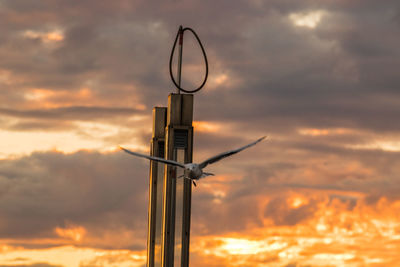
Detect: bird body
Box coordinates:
(120, 136, 266, 186)
(184, 163, 202, 180)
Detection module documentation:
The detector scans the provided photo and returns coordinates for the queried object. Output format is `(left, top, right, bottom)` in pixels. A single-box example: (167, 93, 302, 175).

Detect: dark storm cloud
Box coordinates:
(264, 196, 317, 226)
(1, 0, 400, 256)
(1, 0, 399, 135)
(0, 126, 399, 247)
(0, 106, 143, 132)
(6, 120, 71, 131)
(192, 191, 264, 234)
(0, 106, 140, 121)
(189, 129, 400, 234)
(0, 0, 172, 105)
(0, 151, 148, 249)
(240, 136, 400, 198)
(193, 1, 400, 134)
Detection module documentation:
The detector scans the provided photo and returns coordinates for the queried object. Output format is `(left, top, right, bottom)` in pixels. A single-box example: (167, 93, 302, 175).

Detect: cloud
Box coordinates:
(1, 0, 400, 265)
(0, 106, 141, 122)
(0, 264, 63, 267)
(1, 0, 399, 136)
(0, 151, 148, 250)
(264, 196, 317, 226)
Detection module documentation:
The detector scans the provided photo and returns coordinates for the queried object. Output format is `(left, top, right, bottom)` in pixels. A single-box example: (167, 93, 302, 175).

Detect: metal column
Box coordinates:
(147, 24, 205, 267)
(147, 107, 167, 267)
(162, 93, 193, 267)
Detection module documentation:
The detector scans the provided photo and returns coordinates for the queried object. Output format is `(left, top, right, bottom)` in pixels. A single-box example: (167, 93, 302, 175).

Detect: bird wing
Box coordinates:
(119, 146, 186, 168)
(199, 136, 267, 169)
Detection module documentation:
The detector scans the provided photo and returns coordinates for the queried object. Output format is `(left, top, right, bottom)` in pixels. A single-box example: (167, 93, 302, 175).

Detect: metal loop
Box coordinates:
(169, 26, 208, 93)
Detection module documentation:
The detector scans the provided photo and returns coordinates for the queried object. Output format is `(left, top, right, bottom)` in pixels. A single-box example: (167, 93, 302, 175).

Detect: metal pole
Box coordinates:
(176, 25, 183, 94)
(147, 107, 167, 267)
(162, 94, 193, 267)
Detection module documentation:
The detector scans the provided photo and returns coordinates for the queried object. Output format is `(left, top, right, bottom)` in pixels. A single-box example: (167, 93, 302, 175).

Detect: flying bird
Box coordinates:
(119, 136, 267, 186)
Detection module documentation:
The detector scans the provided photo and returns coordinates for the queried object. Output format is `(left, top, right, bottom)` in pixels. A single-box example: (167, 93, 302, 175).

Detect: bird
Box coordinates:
(119, 136, 267, 186)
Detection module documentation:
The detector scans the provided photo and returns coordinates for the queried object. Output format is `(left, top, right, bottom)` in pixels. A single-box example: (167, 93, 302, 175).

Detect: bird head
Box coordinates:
(185, 163, 196, 171)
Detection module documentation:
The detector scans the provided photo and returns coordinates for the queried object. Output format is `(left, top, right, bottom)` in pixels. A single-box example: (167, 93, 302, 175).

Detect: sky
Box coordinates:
(1, 0, 400, 266)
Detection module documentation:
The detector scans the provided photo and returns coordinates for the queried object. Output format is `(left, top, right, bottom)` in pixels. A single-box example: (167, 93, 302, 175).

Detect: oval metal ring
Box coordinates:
(169, 27, 208, 94)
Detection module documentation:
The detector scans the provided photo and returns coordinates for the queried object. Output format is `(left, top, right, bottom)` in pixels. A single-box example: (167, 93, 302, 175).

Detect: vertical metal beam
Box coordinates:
(147, 107, 167, 267)
(177, 25, 184, 94)
(162, 93, 193, 267)
(179, 96, 193, 267)
(180, 128, 193, 267)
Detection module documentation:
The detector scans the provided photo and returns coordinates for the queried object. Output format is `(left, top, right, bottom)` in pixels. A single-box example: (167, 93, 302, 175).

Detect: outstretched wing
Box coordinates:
(199, 136, 267, 169)
(119, 146, 185, 168)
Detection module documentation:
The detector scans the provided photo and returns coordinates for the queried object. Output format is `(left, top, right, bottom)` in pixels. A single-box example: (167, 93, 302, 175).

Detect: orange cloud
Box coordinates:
(193, 121, 222, 133)
(55, 224, 87, 242)
(0, 245, 146, 267)
(23, 88, 94, 109)
(189, 192, 400, 267)
(23, 29, 64, 43)
(298, 127, 355, 137)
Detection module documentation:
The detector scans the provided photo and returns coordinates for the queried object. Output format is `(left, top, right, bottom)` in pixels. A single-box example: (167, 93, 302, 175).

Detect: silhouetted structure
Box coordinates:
(147, 94, 193, 267)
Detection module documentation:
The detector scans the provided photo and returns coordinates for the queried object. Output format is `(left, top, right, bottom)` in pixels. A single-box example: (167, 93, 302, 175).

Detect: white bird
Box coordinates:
(119, 136, 267, 186)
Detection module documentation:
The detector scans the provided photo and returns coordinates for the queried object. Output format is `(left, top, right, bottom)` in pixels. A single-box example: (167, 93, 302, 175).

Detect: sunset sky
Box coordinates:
(1, 0, 400, 266)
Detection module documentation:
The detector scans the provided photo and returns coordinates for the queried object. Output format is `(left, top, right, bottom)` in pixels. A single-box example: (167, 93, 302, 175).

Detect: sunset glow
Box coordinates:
(0, 245, 146, 267)
(23, 30, 65, 43)
(1, 1, 399, 267)
(298, 128, 354, 137)
(289, 11, 326, 29)
(55, 225, 87, 242)
(193, 121, 222, 133)
(189, 194, 400, 266)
